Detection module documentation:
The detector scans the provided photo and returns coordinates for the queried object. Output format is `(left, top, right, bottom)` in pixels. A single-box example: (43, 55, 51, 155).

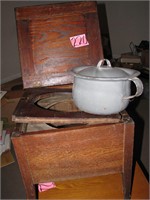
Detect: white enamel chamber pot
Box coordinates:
(71, 59, 144, 115)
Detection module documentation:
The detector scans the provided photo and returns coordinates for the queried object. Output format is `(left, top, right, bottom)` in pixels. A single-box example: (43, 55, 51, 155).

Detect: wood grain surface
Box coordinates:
(12, 87, 122, 125)
(12, 112, 134, 199)
(12, 123, 124, 184)
(39, 163, 149, 199)
(15, 1, 103, 88)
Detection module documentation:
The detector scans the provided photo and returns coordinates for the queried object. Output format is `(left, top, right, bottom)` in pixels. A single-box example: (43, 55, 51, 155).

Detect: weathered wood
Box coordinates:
(15, 1, 103, 89)
(15, 1, 98, 20)
(12, 111, 134, 200)
(12, 114, 134, 199)
(12, 122, 126, 199)
(38, 163, 149, 199)
(12, 135, 36, 199)
(12, 87, 122, 125)
(122, 120, 135, 199)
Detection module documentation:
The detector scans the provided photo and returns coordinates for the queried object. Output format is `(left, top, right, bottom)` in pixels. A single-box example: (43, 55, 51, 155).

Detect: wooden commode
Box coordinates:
(12, 2, 135, 199)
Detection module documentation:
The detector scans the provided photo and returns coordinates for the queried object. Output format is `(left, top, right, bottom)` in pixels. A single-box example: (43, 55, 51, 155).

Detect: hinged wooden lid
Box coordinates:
(15, 1, 103, 89)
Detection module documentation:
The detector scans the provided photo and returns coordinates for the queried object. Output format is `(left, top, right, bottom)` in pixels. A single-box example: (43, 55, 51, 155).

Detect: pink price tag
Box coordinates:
(38, 182, 56, 192)
(70, 34, 89, 48)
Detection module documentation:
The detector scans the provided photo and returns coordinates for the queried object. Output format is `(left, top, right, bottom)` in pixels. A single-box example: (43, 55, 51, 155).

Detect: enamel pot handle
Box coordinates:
(123, 77, 144, 100)
(97, 59, 112, 69)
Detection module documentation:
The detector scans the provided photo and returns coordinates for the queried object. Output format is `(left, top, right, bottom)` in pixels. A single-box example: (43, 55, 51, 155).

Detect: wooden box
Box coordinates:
(12, 2, 135, 199)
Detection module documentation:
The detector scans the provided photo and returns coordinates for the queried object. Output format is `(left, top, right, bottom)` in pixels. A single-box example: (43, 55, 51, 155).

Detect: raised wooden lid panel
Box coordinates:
(15, 1, 103, 88)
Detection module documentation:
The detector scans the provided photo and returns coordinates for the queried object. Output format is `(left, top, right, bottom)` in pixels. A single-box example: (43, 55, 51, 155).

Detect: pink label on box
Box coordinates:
(70, 34, 89, 48)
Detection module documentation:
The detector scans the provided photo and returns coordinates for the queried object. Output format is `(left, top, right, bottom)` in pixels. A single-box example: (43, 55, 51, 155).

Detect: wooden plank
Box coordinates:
(16, 20, 35, 81)
(85, 12, 103, 64)
(15, 1, 103, 88)
(15, 2, 97, 20)
(12, 88, 122, 125)
(39, 163, 149, 199)
(12, 136, 36, 199)
(39, 174, 123, 199)
(122, 120, 135, 199)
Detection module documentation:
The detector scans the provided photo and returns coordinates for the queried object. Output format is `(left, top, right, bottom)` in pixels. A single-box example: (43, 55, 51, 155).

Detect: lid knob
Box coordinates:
(97, 59, 112, 69)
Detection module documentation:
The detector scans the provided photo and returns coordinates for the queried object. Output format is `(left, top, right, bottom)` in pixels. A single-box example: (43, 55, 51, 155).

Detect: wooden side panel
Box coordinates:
(12, 123, 124, 186)
(12, 136, 36, 199)
(122, 120, 135, 199)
